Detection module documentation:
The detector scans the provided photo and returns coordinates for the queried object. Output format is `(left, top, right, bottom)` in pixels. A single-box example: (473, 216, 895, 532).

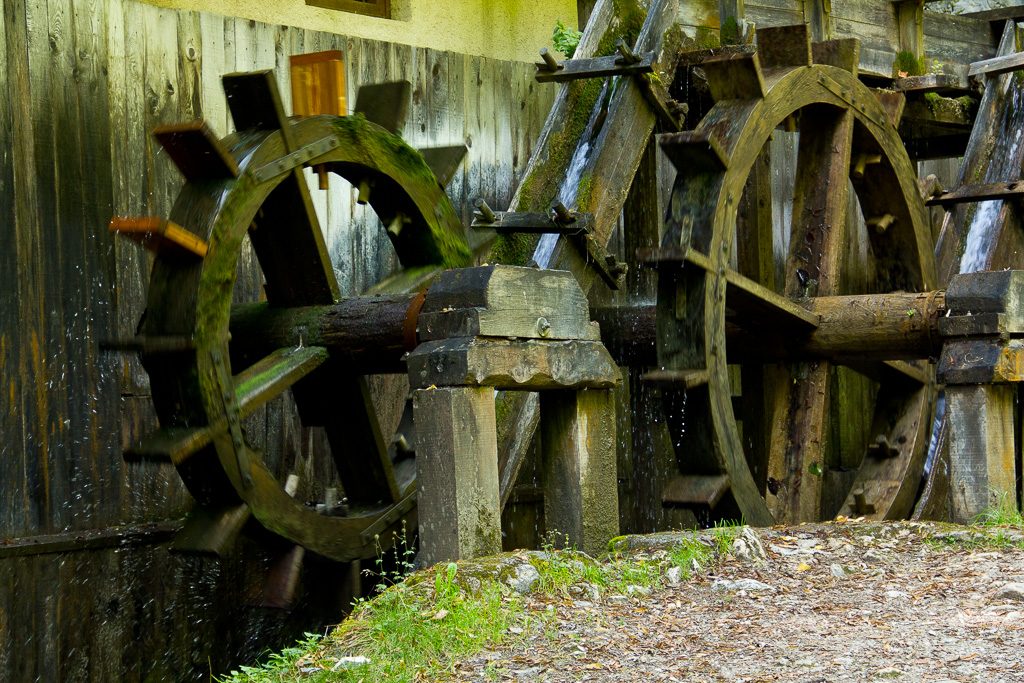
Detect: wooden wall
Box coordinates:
(675, 0, 992, 78)
(0, 0, 554, 679)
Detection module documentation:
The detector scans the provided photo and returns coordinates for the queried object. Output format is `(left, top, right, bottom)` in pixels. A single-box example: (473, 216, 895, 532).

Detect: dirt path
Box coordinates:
(448, 521, 1024, 682)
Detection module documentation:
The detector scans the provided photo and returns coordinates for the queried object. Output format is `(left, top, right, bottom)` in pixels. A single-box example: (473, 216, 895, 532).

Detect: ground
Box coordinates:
(450, 522, 1024, 682)
(226, 519, 1024, 683)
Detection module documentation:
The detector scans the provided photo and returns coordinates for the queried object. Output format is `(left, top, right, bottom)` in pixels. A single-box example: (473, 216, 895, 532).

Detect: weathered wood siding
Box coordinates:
(0, 0, 554, 679)
(676, 0, 994, 78)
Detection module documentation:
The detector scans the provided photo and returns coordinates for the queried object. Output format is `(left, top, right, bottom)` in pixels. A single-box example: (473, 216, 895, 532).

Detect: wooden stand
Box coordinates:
(937, 270, 1024, 522)
(409, 265, 620, 565)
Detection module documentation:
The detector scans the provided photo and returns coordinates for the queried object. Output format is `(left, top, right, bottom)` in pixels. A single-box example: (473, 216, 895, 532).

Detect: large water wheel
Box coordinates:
(114, 71, 470, 562)
(647, 29, 938, 526)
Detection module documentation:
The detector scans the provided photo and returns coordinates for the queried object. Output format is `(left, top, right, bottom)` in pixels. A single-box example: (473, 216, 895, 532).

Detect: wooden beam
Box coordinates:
(927, 180, 1024, 207)
(640, 369, 710, 389)
(893, 73, 973, 96)
(153, 121, 239, 182)
(535, 51, 655, 83)
(108, 217, 208, 259)
(471, 210, 594, 235)
(969, 50, 1024, 78)
(662, 474, 731, 507)
(407, 338, 620, 390)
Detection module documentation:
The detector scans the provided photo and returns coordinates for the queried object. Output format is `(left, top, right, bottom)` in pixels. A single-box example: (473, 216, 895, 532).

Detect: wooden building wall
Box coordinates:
(0, 0, 554, 679)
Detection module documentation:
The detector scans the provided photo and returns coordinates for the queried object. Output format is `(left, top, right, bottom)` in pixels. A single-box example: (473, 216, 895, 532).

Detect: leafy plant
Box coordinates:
(552, 19, 583, 58)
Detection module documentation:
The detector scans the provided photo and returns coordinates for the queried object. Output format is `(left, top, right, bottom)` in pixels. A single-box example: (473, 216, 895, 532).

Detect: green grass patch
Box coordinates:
(219, 525, 742, 682)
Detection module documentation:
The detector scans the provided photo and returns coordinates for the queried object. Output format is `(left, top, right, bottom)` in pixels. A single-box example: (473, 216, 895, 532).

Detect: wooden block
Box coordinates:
(407, 338, 620, 390)
(894, 73, 971, 96)
(540, 390, 618, 556)
(534, 51, 655, 83)
(756, 25, 812, 69)
(414, 387, 500, 564)
(702, 52, 766, 101)
(812, 38, 861, 75)
(417, 145, 468, 186)
(108, 217, 208, 259)
(946, 270, 1024, 315)
(658, 131, 728, 173)
(153, 121, 239, 182)
(969, 51, 1024, 78)
(171, 504, 250, 555)
(939, 312, 1024, 337)
(938, 338, 1024, 384)
(945, 384, 1018, 523)
(927, 181, 1024, 207)
(419, 265, 601, 342)
(124, 427, 210, 466)
(222, 70, 290, 139)
(290, 50, 347, 117)
(354, 81, 411, 134)
(640, 369, 709, 389)
(661, 474, 731, 507)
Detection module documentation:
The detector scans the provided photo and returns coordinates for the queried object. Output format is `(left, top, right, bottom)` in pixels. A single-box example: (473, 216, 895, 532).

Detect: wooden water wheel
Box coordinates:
(114, 71, 470, 562)
(647, 29, 938, 526)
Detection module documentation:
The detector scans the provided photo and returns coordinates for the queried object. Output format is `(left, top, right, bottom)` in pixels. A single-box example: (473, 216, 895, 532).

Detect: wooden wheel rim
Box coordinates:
(658, 64, 937, 526)
(143, 114, 468, 560)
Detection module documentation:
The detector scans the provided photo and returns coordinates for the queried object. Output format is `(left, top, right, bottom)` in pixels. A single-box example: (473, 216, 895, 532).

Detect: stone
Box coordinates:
(331, 656, 371, 671)
(506, 563, 541, 594)
(731, 527, 768, 566)
(712, 578, 772, 592)
(830, 563, 850, 578)
(993, 582, 1024, 602)
(666, 566, 683, 586)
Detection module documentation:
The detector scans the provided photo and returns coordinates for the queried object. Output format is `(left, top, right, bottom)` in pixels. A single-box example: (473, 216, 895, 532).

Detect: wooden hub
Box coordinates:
(654, 30, 937, 526)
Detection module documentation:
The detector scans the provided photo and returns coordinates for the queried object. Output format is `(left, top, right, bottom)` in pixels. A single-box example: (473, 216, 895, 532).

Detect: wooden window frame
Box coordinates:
(305, 0, 391, 19)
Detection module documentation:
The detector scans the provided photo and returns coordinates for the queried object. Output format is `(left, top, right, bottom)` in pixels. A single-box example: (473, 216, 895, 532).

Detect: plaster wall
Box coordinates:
(139, 0, 578, 62)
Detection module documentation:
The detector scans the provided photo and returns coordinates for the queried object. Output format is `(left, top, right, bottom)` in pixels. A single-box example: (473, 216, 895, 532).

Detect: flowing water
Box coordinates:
(958, 82, 1024, 273)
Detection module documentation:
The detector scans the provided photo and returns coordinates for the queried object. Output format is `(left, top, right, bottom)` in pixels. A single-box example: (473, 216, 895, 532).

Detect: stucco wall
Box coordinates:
(140, 0, 578, 62)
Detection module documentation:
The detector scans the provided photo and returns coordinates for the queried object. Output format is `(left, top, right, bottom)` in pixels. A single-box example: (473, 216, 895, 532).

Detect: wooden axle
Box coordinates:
(595, 290, 946, 366)
(229, 293, 420, 371)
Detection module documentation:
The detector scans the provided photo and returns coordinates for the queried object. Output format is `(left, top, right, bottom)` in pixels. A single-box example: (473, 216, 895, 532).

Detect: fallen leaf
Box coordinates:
(796, 562, 812, 572)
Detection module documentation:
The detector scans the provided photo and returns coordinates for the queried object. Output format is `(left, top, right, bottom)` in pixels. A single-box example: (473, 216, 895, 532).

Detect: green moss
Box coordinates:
(330, 114, 471, 269)
(576, 173, 594, 210)
(893, 50, 926, 77)
(694, 25, 721, 50)
(720, 16, 741, 45)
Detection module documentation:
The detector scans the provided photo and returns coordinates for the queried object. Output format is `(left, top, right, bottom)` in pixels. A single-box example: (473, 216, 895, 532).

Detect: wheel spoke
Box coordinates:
(765, 106, 855, 523)
(222, 71, 340, 306)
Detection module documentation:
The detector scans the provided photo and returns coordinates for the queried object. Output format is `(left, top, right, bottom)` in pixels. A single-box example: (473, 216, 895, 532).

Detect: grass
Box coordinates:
(218, 525, 742, 682)
(924, 495, 1024, 551)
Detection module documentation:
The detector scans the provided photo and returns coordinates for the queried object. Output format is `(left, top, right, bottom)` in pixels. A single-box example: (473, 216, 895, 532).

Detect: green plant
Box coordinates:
(217, 632, 324, 682)
(552, 19, 583, 58)
(974, 492, 1024, 527)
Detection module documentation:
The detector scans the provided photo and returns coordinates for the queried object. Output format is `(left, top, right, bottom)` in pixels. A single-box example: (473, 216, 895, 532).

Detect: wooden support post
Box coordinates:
(945, 384, 1018, 523)
(540, 390, 618, 556)
(414, 387, 501, 565)
(894, 0, 925, 68)
(804, 0, 832, 42)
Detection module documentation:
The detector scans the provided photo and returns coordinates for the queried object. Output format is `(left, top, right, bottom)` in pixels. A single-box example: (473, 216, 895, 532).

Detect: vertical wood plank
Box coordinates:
(414, 387, 501, 564)
(540, 390, 619, 556)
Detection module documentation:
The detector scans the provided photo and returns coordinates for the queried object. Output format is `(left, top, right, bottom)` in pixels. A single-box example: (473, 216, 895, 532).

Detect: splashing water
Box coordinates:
(958, 82, 1024, 274)
(532, 80, 611, 269)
